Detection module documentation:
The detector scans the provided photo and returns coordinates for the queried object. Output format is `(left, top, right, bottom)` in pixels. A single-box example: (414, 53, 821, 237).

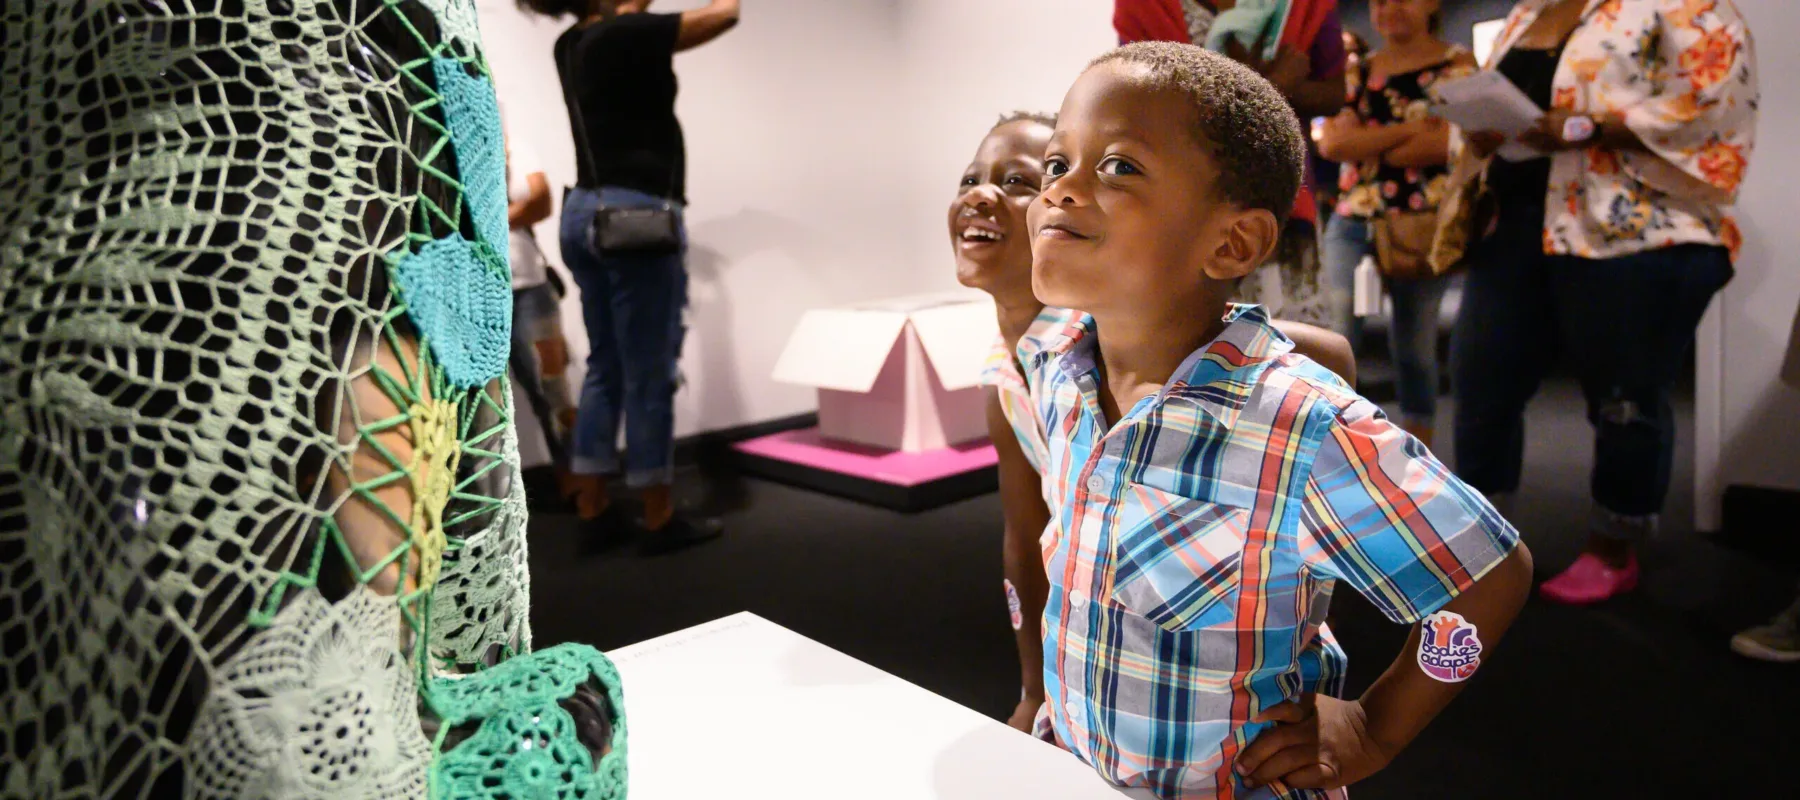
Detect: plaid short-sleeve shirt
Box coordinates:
(1020, 305, 1518, 799)
(979, 307, 1075, 477)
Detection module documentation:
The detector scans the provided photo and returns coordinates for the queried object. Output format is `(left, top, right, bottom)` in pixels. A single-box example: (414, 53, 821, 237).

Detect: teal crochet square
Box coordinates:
(393, 234, 513, 389)
(433, 57, 510, 255)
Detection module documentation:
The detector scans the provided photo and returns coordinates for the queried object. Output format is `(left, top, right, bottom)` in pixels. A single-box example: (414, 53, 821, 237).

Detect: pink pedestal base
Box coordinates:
(731, 427, 998, 510)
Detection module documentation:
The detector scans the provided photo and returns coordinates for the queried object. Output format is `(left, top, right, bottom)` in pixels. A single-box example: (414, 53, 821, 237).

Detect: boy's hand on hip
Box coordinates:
(1235, 694, 1393, 791)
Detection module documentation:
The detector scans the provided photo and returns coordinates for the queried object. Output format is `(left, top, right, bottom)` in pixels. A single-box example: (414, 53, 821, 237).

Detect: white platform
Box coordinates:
(609, 612, 1142, 799)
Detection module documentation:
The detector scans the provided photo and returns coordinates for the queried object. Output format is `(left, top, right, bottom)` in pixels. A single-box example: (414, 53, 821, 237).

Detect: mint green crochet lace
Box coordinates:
(0, 1, 619, 797)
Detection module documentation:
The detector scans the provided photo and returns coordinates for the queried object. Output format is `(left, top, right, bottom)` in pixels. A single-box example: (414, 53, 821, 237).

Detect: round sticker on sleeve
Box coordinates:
(1418, 611, 1483, 682)
(1005, 580, 1024, 630)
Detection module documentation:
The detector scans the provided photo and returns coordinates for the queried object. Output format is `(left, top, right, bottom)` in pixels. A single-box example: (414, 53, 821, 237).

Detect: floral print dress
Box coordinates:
(1336, 49, 1476, 221)
(1478, 0, 1758, 260)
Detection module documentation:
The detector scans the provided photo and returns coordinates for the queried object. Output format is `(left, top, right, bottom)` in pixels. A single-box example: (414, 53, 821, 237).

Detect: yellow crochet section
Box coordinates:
(409, 396, 463, 597)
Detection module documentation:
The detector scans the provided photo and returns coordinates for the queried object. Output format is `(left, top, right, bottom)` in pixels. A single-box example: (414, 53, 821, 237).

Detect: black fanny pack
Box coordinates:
(587, 202, 681, 255)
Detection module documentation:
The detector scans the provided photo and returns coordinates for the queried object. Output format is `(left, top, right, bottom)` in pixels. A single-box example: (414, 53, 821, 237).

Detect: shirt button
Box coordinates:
(1068, 590, 1088, 609)
(1065, 699, 1083, 720)
(1085, 474, 1108, 493)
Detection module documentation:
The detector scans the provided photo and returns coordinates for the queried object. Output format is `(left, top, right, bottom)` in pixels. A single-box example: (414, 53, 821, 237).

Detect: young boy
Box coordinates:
(949, 112, 1359, 735)
(1018, 42, 1533, 798)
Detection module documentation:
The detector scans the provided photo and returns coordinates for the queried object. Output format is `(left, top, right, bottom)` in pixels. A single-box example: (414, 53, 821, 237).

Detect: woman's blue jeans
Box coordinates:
(1450, 203, 1732, 538)
(559, 186, 688, 488)
(1320, 212, 1450, 429)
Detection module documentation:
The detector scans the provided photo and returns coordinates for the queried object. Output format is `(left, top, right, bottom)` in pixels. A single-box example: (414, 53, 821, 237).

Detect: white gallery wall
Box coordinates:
(1693, 0, 1800, 529)
(895, 1, 1117, 278)
(475, 0, 1117, 450)
(478, 0, 907, 447)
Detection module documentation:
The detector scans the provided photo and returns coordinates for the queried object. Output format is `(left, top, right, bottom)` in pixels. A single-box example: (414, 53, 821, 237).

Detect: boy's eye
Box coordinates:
(1099, 157, 1140, 177)
(960, 174, 978, 187)
(1003, 174, 1039, 190)
(1043, 158, 1069, 178)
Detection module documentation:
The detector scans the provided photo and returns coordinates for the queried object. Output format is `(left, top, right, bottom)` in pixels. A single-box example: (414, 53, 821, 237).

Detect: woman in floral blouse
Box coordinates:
(1451, 0, 1757, 605)
(1318, 0, 1475, 447)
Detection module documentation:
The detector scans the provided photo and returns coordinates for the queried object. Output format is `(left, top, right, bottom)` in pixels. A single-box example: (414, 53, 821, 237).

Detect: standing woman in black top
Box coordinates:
(518, 0, 741, 553)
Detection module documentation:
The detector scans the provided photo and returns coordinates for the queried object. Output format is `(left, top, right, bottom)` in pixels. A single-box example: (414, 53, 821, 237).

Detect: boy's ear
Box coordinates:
(1201, 208, 1282, 282)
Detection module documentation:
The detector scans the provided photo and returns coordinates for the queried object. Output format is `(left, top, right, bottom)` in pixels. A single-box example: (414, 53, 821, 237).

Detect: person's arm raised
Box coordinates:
(675, 0, 741, 52)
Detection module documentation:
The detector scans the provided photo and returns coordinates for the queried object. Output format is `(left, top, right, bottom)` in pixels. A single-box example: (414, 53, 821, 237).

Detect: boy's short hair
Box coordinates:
(994, 110, 1057, 130)
(1088, 42, 1305, 224)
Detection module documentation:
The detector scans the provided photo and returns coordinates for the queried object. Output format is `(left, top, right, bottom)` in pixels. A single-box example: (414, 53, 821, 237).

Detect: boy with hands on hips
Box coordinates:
(1018, 42, 1533, 798)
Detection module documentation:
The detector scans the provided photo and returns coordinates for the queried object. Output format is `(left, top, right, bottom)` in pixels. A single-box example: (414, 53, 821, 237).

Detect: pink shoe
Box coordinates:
(1539, 552, 1639, 605)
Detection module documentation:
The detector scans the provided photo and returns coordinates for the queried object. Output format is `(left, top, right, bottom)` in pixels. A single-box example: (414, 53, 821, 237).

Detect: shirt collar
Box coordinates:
(1036, 304, 1292, 430)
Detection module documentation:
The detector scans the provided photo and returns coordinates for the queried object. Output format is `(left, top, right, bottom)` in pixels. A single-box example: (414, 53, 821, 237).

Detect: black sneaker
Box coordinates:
(637, 513, 724, 557)
(1732, 596, 1800, 663)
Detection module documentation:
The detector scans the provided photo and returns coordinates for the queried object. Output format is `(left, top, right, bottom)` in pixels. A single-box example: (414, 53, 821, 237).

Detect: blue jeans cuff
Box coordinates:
(572, 456, 618, 477)
(624, 466, 674, 489)
(1591, 505, 1658, 542)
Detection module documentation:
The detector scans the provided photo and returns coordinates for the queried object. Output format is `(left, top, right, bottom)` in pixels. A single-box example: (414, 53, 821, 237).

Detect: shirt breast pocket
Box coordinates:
(1108, 483, 1252, 633)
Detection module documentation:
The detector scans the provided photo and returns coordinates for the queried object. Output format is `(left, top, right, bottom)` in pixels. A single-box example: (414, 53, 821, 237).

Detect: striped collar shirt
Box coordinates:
(1019, 304, 1519, 799)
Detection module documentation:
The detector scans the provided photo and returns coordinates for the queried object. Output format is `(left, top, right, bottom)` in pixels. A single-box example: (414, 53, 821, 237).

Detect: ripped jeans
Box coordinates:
(1450, 204, 1732, 540)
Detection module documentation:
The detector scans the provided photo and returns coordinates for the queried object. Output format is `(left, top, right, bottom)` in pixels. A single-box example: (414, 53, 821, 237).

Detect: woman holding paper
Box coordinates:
(1446, 0, 1758, 605)
(1316, 0, 1475, 447)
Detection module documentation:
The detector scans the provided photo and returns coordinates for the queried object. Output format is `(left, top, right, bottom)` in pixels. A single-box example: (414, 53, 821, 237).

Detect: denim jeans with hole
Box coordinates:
(1320, 213, 1450, 428)
(559, 186, 689, 488)
(1450, 203, 1732, 538)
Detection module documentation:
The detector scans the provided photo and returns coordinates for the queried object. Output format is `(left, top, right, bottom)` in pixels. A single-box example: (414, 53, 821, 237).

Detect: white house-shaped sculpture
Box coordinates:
(772, 293, 997, 453)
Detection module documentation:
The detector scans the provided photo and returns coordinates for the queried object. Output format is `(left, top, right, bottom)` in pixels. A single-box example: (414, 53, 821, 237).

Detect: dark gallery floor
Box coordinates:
(523, 376, 1799, 799)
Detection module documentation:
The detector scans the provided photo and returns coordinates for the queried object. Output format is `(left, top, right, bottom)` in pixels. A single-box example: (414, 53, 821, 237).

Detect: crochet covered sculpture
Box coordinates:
(0, 1, 623, 797)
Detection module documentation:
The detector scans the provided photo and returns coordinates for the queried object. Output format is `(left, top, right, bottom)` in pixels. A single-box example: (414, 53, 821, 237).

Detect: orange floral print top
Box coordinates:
(1482, 0, 1758, 260)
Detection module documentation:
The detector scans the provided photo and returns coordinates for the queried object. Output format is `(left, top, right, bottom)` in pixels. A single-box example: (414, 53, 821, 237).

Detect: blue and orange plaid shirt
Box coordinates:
(1019, 305, 1519, 799)
(979, 307, 1071, 479)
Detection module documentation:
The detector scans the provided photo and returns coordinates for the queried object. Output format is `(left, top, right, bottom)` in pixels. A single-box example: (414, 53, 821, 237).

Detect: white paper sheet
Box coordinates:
(1428, 71, 1547, 163)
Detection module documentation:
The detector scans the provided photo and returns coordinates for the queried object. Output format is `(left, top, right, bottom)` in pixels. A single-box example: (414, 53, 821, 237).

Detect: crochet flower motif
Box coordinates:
(187, 589, 432, 798)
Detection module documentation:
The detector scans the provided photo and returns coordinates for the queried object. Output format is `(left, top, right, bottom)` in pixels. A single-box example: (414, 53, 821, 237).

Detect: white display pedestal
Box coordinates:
(609, 612, 1142, 799)
(1692, 0, 1800, 532)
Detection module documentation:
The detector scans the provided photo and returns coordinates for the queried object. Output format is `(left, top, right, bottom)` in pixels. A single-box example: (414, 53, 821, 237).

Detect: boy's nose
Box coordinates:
(959, 183, 1003, 211)
(1046, 175, 1090, 207)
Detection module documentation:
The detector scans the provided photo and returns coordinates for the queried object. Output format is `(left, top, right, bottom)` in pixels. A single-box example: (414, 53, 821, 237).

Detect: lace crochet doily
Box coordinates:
(0, 1, 591, 797)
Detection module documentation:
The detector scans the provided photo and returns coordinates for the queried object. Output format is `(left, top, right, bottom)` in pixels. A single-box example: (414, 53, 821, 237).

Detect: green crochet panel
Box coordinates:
(0, 1, 617, 797)
(429, 644, 629, 800)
